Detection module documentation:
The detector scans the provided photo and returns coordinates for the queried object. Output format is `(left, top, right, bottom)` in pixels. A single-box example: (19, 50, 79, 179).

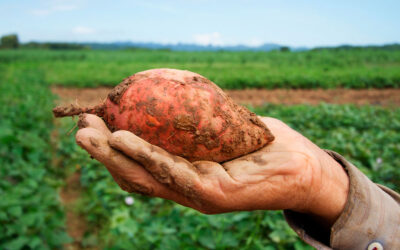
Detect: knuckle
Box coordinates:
(114, 174, 154, 196)
(111, 130, 130, 143)
(190, 186, 229, 214)
(123, 182, 154, 196)
(135, 152, 152, 166)
(131, 183, 154, 196)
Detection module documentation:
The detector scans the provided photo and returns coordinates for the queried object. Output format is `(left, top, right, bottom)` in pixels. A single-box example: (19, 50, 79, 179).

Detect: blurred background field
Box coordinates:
(1, 46, 400, 250)
(1, 0, 400, 249)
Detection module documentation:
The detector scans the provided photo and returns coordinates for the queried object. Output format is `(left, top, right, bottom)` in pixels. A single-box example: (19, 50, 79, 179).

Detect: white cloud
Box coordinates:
(30, 0, 79, 16)
(72, 26, 95, 35)
(193, 32, 223, 46)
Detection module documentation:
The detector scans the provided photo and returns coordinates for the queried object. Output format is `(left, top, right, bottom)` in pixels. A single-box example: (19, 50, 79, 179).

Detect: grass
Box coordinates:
(0, 48, 399, 89)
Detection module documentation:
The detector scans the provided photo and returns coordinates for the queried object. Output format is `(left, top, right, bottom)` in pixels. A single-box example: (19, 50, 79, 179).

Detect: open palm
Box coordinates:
(76, 114, 348, 225)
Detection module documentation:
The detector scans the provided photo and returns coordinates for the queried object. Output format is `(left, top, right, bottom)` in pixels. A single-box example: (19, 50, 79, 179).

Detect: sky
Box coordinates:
(0, 0, 399, 47)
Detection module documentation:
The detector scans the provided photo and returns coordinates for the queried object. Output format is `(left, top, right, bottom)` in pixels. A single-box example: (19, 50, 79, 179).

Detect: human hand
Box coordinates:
(76, 114, 348, 226)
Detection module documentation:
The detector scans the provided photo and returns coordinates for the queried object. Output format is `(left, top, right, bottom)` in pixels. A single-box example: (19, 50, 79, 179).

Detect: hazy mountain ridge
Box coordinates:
(82, 41, 307, 51)
(8, 36, 400, 52)
(83, 42, 397, 51)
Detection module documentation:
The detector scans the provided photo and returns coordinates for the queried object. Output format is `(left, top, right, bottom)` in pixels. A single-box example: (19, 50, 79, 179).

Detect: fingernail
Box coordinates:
(77, 113, 88, 128)
(75, 135, 84, 147)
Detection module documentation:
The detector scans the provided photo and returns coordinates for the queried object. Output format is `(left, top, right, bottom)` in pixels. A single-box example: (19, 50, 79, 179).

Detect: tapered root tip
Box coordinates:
(52, 104, 86, 117)
(53, 104, 105, 118)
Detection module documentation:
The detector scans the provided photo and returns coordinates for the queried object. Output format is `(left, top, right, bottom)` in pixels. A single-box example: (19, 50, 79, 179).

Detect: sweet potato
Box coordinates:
(53, 69, 274, 162)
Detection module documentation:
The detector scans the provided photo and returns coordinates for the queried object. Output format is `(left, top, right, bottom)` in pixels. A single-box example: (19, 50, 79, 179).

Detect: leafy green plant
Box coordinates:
(0, 69, 70, 249)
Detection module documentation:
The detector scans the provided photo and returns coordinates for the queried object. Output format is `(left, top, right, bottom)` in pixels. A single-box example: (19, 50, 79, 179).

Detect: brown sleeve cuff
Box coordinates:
(284, 150, 400, 250)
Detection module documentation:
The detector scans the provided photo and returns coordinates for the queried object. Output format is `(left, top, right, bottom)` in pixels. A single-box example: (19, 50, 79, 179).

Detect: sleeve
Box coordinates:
(284, 150, 400, 250)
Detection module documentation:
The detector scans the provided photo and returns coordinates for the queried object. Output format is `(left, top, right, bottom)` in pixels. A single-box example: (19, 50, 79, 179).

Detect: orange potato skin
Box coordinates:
(103, 69, 274, 162)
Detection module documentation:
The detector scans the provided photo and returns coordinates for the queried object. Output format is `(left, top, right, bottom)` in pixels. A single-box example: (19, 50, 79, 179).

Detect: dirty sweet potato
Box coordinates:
(53, 68, 274, 162)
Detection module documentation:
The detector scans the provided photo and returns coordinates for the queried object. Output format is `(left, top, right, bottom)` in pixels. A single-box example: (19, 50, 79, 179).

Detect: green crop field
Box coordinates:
(1, 47, 400, 89)
(0, 68, 71, 249)
(1, 48, 399, 249)
(56, 104, 400, 249)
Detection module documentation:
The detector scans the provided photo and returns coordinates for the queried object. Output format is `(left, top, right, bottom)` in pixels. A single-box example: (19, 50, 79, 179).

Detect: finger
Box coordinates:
(76, 116, 200, 209)
(192, 160, 236, 195)
(78, 113, 112, 138)
(109, 130, 203, 200)
(259, 116, 306, 146)
(75, 127, 185, 201)
(192, 161, 233, 183)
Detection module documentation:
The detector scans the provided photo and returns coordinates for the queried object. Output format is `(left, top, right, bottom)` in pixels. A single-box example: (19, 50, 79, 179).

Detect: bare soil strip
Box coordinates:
(51, 122, 87, 249)
(52, 86, 400, 107)
(60, 172, 87, 250)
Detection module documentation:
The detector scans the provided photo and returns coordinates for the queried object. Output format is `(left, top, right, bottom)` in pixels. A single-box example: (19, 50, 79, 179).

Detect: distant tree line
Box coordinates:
(312, 44, 400, 51)
(23, 42, 88, 50)
(0, 34, 88, 50)
(0, 34, 19, 49)
(279, 46, 290, 52)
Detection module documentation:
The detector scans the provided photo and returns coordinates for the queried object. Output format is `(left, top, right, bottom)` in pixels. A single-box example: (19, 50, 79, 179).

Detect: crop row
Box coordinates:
(1, 48, 399, 89)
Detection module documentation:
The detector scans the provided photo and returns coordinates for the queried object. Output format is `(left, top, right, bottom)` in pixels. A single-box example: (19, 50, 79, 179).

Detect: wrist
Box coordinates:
(307, 150, 349, 227)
